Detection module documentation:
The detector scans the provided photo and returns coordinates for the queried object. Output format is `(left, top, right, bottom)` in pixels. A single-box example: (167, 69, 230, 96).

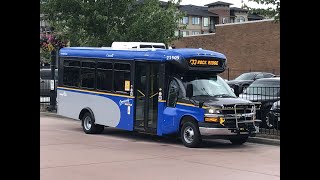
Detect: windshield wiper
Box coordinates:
(201, 88, 211, 96)
(213, 94, 235, 98)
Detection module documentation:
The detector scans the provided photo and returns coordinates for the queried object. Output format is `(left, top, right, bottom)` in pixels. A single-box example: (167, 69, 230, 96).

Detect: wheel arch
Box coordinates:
(79, 107, 95, 122)
(179, 115, 199, 133)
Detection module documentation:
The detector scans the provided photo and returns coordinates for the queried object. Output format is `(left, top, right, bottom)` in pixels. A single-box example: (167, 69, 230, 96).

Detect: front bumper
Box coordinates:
(199, 120, 260, 136)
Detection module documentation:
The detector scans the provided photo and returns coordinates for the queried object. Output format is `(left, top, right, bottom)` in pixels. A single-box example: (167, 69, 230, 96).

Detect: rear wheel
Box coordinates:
(261, 106, 272, 128)
(229, 135, 248, 145)
(180, 121, 202, 148)
(266, 115, 280, 130)
(81, 112, 104, 134)
(265, 114, 275, 129)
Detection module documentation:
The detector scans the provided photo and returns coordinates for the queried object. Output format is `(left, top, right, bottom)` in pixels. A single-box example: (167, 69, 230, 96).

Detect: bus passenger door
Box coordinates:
(134, 62, 159, 133)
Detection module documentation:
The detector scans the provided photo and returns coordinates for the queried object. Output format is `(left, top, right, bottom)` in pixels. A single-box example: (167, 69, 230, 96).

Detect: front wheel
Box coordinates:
(229, 135, 248, 145)
(181, 121, 202, 148)
(81, 112, 104, 134)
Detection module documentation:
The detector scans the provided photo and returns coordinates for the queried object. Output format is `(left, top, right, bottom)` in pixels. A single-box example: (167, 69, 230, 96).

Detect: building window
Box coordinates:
(97, 62, 113, 91)
(222, 17, 227, 24)
(180, 16, 189, 24)
(174, 30, 179, 36)
(203, 17, 209, 27)
(192, 17, 200, 25)
(192, 31, 200, 35)
(181, 31, 189, 37)
(237, 16, 245, 22)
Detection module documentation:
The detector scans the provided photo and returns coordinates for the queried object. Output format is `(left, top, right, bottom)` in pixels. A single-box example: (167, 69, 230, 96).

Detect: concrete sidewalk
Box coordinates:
(40, 112, 280, 146)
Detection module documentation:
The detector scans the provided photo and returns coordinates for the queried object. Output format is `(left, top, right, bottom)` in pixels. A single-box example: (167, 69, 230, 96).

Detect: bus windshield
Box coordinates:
(181, 75, 236, 98)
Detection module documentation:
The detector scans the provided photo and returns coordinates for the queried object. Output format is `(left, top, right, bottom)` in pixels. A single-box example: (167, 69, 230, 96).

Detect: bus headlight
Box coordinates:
(207, 108, 221, 114)
(204, 107, 223, 122)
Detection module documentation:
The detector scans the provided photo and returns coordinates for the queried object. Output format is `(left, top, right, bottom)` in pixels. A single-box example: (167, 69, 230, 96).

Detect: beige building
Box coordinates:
(176, 1, 264, 37)
(230, 7, 249, 23)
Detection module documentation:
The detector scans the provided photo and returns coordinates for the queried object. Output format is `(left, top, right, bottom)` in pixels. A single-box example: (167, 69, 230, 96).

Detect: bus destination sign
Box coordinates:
(188, 59, 220, 67)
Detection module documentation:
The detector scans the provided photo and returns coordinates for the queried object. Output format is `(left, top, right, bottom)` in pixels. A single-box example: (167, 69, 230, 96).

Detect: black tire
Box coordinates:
(229, 135, 248, 145)
(180, 121, 202, 148)
(268, 116, 280, 130)
(266, 113, 277, 129)
(261, 106, 272, 128)
(81, 112, 104, 134)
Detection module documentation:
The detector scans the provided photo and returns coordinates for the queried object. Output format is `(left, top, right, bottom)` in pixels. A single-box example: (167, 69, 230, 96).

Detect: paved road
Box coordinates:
(40, 116, 280, 180)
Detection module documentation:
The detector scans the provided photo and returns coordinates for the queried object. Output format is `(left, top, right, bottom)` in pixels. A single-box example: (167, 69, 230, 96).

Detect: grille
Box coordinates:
(221, 104, 255, 128)
(224, 119, 236, 128)
(222, 104, 254, 115)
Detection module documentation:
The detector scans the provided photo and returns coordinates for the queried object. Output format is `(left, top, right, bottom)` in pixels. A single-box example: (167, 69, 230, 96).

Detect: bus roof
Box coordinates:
(111, 42, 166, 49)
(59, 47, 226, 62)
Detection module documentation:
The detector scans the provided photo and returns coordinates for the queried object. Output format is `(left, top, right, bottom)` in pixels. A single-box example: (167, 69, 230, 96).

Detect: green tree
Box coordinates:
(244, 0, 280, 21)
(40, 0, 185, 47)
(121, 0, 185, 44)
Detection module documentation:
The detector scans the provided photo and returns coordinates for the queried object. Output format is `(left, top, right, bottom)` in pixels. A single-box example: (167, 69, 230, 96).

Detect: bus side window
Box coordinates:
(97, 62, 113, 91)
(167, 80, 179, 107)
(114, 63, 131, 94)
(63, 60, 80, 87)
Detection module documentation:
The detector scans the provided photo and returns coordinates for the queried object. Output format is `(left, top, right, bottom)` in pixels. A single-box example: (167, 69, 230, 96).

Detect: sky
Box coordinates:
(161, 0, 275, 9)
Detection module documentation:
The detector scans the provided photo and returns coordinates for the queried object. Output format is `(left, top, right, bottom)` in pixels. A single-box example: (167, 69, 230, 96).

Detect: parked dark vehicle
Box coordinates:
(266, 100, 280, 130)
(238, 77, 280, 128)
(40, 68, 58, 97)
(227, 72, 275, 94)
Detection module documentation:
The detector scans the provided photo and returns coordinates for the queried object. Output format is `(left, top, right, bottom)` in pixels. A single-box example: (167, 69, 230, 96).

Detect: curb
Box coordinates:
(248, 137, 280, 146)
(41, 111, 280, 146)
(40, 111, 63, 118)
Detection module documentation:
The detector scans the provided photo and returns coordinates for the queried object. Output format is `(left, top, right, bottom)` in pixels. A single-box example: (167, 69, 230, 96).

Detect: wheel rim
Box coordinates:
(183, 126, 194, 144)
(265, 116, 273, 128)
(84, 116, 92, 130)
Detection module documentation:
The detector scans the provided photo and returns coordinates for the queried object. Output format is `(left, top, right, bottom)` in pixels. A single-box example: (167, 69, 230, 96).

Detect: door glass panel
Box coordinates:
(135, 63, 159, 131)
(147, 64, 159, 129)
(135, 64, 147, 128)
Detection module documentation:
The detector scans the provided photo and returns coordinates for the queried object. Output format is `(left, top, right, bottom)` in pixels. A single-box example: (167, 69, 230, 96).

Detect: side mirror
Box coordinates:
(199, 101, 204, 108)
(233, 84, 240, 97)
(186, 84, 193, 98)
(168, 89, 178, 107)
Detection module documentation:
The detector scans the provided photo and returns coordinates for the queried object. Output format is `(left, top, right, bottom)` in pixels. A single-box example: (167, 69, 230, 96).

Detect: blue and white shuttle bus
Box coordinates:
(57, 44, 260, 147)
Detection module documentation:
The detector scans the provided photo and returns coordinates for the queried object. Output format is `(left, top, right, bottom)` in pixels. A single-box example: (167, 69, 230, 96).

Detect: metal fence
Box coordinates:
(40, 67, 57, 112)
(238, 87, 280, 137)
(40, 51, 57, 112)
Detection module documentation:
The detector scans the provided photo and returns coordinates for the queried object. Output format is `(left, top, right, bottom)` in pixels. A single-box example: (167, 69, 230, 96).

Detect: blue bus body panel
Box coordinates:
(157, 102, 204, 136)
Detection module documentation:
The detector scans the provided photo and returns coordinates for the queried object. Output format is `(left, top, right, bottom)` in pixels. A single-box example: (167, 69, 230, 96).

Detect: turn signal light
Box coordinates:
(205, 117, 219, 122)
